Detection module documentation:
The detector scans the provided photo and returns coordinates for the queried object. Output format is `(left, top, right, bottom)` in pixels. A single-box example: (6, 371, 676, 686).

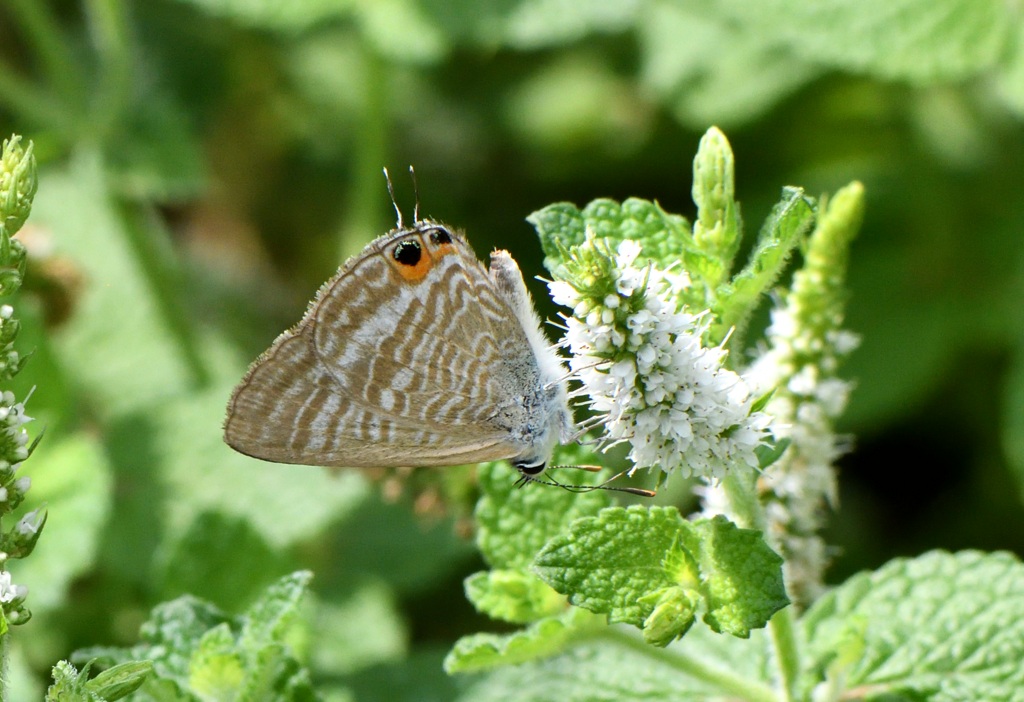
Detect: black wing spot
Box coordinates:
(429, 228, 452, 245)
(393, 240, 422, 266)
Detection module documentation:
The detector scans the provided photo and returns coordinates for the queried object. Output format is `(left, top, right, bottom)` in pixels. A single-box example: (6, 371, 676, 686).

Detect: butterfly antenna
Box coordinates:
(383, 167, 404, 228)
(408, 165, 421, 222)
(519, 469, 655, 498)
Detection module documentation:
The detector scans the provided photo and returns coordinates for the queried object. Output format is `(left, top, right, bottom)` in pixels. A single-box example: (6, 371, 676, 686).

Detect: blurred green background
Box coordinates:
(2, 0, 1024, 698)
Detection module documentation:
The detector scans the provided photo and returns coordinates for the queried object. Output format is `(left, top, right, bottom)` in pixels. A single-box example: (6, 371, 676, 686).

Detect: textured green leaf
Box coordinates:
(72, 572, 315, 700)
(530, 198, 693, 277)
(712, 186, 814, 341)
(802, 551, 1024, 701)
(534, 506, 685, 626)
(474, 455, 611, 570)
(716, 0, 1011, 83)
(188, 625, 245, 698)
(464, 569, 565, 623)
(693, 516, 789, 637)
(444, 609, 594, 674)
(74, 595, 231, 685)
(240, 570, 314, 650)
(455, 624, 775, 701)
(534, 507, 787, 641)
(47, 661, 93, 702)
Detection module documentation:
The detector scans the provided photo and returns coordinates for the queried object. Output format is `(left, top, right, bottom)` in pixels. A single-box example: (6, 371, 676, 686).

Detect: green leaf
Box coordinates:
(464, 569, 565, 623)
(534, 507, 788, 644)
(444, 609, 594, 674)
(171, 0, 355, 32)
(107, 91, 206, 202)
(240, 570, 314, 651)
(32, 154, 202, 416)
(470, 454, 613, 624)
(188, 625, 246, 698)
(529, 198, 693, 278)
(715, 0, 1011, 83)
(501, 0, 641, 49)
(711, 186, 815, 342)
(47, 661, 95, 702)
(474, 457, 611, 570)
(48, 659, 152, 702)
(354, 0, 447, 63)
(455, 625, 775, 701)
(307, 583, 407, 677)
(73, 572, 315, 700)
(993, 22, 1024, 117)
(638, 2, 820, 128)
(802, 550, 1024, 700)
(157, 511, 291, 610)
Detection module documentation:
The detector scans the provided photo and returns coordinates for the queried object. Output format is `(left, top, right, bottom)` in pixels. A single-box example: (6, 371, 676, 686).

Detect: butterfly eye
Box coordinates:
(514, 461, 546, 476)
(392, 240, 422, 266)
(429, 228, 452, 245)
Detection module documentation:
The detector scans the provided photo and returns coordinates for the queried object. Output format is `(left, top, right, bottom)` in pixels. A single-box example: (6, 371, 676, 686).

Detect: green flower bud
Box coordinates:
(0, 136, 37, 237)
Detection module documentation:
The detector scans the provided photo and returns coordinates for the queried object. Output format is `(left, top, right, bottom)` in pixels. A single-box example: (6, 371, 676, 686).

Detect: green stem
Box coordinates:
(0, 631, 8, 702)
(601, 627, 780, 702)
(769, 608, 800, 702)
(0, 61, 72, 134)
(6, 0, 85, 105)
(84, 0, 133, 141)
(338, 43, 390, 261)
(719, 470, 800, 699)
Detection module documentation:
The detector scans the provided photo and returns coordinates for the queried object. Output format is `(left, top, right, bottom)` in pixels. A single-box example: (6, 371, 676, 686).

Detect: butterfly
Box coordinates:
(223, 216, 577, 483)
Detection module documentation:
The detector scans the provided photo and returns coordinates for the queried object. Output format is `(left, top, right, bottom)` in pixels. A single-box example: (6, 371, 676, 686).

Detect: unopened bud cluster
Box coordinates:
(0, 134, 39, 628)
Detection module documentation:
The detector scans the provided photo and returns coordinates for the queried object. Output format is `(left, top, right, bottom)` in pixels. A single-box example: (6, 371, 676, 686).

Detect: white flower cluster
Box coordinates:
(550, 239, 769, 480)
(720, 300, 857, 604)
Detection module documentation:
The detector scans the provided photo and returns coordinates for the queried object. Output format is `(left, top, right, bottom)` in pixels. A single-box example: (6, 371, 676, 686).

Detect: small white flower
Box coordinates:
(13, 476, 29, 494)
(0, 570, 21, 603)
(16, 508, 42, 535)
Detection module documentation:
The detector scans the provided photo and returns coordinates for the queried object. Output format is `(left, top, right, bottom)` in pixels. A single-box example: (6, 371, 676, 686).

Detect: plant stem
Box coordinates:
(6, 0, 84, 105)
(339, 42, 389, 261)
(720, 468, 800, 700)
(0, 631, 8, 702)
(769, 607, 800, 702)
(0, 61, 71, 133)
(602, 627, 780, 702)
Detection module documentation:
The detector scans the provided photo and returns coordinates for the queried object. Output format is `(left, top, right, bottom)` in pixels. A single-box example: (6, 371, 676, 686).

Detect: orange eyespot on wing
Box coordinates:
(387, 229, 460, 282)
(389, 238, 433, 282)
